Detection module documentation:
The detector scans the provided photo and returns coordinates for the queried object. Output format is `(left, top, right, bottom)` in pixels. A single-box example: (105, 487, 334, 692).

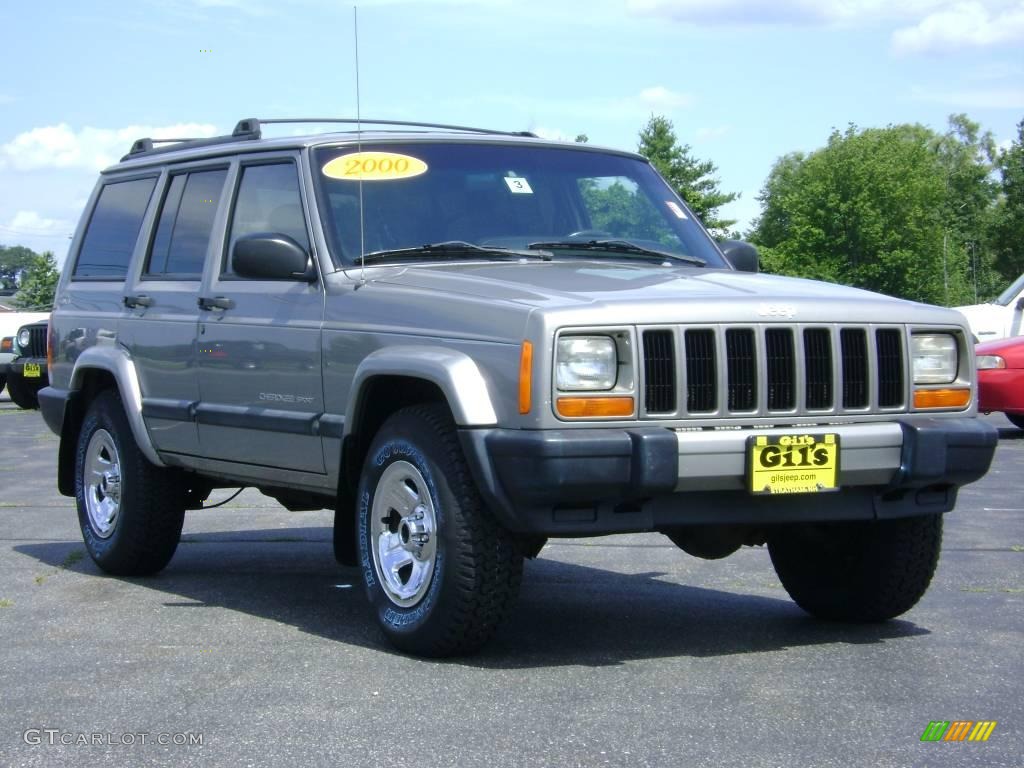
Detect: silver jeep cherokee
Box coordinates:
(39, 118, 997, 656)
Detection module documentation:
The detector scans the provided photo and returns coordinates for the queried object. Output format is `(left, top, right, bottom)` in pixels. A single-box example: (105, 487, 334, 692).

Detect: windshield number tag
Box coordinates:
(504, 177, 533, 194)
(322, 152, 428, 181)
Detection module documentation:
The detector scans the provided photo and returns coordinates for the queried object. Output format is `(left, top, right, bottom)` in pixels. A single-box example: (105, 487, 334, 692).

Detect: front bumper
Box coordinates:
(459, 416, 998, 535)
(7, 357, 48, 379)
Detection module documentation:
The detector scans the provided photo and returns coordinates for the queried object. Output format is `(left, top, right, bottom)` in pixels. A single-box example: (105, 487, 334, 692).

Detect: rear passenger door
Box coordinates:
(120, 164, 229, 456)
(195, 155, 326, 474)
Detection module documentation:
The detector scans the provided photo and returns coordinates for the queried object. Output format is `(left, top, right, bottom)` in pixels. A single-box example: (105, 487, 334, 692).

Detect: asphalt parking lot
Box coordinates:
(0, 393, 1021, 768)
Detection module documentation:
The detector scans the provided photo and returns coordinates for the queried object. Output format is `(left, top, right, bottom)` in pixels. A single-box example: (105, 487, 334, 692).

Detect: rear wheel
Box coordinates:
(6, 374, 41, 409)
(75, 390, 186, 576)
(768, 514, 942, 622)
(357, 404, 523, 657)
(1006, 413, 1024, 430)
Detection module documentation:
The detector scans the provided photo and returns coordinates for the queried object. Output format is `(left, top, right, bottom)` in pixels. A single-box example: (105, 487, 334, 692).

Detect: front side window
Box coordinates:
(145, 168, 228, 278)
(224, 162, 309, 276)
(74, 177, 157, 279)
(311, 142, 726, 268)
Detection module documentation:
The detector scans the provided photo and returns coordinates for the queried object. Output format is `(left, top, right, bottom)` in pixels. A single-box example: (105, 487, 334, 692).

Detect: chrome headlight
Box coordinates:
(976, 354, 1006, 370)
(912, 334, 958, 384)
(556, 336, 617, 391)
(17, 328, 31, 349)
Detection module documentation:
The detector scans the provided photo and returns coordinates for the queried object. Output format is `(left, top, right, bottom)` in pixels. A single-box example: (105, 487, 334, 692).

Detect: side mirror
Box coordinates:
(232, 234, 315, 281)
(718, 240, 759, 273)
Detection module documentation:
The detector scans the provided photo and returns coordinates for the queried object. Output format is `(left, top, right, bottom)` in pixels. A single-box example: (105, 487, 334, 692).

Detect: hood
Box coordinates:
(367, 260, 960, 326)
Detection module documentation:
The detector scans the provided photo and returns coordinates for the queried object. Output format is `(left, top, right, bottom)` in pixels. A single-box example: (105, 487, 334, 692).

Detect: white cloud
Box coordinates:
(0, 122, 218, 172)
(0, 211, 76, 263)
(1, 210, 73, 237)
(637, 85, 694, 110)
(626, 0, 934, 25)
(628, 0, 1024, 53)
(892, 1, 1024, 54)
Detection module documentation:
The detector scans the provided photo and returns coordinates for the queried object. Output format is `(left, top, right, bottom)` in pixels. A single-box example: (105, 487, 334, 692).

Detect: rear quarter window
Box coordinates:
(73, 177, 158, 280)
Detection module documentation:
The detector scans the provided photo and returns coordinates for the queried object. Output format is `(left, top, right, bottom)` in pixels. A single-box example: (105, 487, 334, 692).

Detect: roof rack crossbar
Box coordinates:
(122, 117, 264, 161)
(254, 117, 536, 137)
(122, 116, 536, 162)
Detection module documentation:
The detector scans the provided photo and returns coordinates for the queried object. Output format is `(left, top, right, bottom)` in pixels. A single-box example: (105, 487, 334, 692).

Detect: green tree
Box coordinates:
(933, 114, 1000, 301)
(13, 251, 59, 310)
(990, 119, 1024, 281)
(0, 245, 38, 291)
(637, 115, 738, 236)
(750, 118, 999, 306)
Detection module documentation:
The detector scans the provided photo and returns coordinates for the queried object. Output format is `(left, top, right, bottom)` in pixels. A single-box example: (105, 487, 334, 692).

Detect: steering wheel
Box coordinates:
(566, 229, 612, 239)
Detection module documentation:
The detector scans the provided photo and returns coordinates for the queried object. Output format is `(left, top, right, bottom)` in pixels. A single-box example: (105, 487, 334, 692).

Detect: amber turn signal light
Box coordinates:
(518, 341, 533, 415)
(556, 396, 634, 418)
(0, 338, 11, 353)
(913, 388, 970, 409)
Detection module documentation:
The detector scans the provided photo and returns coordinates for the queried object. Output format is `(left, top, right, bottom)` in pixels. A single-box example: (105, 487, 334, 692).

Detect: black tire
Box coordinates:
(768, 514, 942, 622)
(357, 404, 523, 657)
(75, 389, 186, 576)
(333, 495, 358, 567)
(0, 373, 6, 396)
(6, 373, 41, 409)
(1006, 413, 1024, 431)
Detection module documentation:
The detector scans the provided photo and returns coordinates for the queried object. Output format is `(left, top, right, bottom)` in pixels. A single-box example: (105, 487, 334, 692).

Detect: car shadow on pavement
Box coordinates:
(14, 534, 930, 668)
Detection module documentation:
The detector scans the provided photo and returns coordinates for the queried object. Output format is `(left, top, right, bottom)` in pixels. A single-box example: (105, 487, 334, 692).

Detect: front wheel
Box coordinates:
(768, 515, 942, 622)
(75, 390, 186, 576)
(357, 404, 523, 657)
(6, 374, 41, 409)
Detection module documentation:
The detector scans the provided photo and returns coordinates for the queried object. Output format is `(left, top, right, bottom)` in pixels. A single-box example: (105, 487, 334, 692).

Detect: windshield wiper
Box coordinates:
(360, 241, 552, 265)
(527, 239, 705, 267)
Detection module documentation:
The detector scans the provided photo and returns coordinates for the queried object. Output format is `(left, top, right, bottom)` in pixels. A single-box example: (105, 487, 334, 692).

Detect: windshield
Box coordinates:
(311, 142, 727, 268)
(994, 273, 1024, 306)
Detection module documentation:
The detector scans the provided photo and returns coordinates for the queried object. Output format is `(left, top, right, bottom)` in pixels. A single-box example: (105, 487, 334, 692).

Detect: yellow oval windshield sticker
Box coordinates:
(322, 152, 428, 181)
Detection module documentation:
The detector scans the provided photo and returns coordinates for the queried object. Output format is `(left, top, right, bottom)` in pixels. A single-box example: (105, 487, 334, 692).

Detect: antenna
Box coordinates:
(354, 5, 366, 287)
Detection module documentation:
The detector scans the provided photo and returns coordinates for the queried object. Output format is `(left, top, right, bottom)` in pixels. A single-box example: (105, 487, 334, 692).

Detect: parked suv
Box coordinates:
(4, 319, 49, 409)
(40, 118, 997, 656)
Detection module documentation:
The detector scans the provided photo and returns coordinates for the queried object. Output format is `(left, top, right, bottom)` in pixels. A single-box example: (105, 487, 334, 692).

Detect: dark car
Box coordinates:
(976, 335, 1024, 429)
(6, 320, 49, 409)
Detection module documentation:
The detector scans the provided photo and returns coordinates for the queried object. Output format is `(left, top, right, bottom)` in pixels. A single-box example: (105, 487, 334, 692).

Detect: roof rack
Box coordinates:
(122, 117, 537, 161)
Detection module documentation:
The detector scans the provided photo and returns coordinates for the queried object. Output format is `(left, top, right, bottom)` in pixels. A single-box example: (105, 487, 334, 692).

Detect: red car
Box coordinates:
(976, 335, 1024, 429)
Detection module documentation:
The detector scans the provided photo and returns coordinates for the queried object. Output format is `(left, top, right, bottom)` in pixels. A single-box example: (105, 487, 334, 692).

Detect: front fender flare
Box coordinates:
(344, 346, 498, 440)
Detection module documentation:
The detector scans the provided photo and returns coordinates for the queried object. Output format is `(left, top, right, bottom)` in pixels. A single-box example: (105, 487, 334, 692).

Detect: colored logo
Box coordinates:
(920, 721, 997, 742)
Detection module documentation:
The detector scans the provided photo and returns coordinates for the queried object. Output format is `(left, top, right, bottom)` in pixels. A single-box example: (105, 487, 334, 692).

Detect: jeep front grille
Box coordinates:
(684, 329, 716, 413)
(640, 325, 907, 419)
(641, 329, 676, 414)
(26, 325, 47, 359)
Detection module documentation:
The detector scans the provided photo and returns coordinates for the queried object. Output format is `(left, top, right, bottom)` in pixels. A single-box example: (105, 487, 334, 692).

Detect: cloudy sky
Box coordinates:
(2, 0, 1022, 263)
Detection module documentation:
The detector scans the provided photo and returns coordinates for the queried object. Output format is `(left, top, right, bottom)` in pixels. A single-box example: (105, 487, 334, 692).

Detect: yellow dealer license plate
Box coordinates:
(23, 362, 41, 378)
(747, 433, 839, 495)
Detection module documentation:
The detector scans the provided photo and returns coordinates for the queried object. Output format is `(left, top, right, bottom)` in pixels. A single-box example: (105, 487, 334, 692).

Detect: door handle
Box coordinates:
(123, 294, 153, 308)
(198, 296, 235, 311)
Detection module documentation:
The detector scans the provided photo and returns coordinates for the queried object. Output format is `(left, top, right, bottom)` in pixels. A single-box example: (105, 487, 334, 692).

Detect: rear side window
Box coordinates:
(73, 177, 157, 280)
(145, 168, 228, 278)
(224, 162, 308, 276)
